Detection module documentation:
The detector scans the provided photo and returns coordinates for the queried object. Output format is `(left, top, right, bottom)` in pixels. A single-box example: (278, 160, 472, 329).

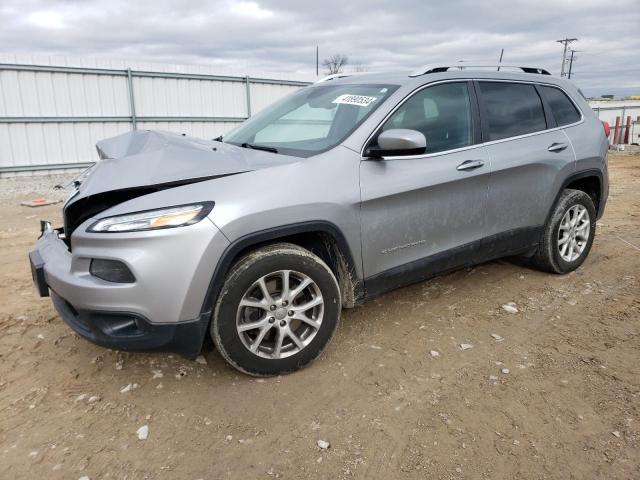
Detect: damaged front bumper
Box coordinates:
(29, 217, 229, 358)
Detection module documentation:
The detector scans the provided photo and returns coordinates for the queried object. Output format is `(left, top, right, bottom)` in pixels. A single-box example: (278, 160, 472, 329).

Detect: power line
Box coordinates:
(556, 38, 578, 77)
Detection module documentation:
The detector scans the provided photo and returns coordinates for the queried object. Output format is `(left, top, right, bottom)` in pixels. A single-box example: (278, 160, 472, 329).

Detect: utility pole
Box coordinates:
(316, 46, 319, 76)
(567, 49, 578, 79)
(556, 38, 577, 77)
(497, 48, 504, 71)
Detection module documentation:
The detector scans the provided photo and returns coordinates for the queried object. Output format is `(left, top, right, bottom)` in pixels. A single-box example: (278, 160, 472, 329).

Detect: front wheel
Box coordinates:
(211, 243, 341, 376)
(532, 188, 597, 274)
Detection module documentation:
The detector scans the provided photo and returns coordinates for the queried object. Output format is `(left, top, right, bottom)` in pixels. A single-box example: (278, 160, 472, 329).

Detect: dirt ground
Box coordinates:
(1, 153, 638, 480)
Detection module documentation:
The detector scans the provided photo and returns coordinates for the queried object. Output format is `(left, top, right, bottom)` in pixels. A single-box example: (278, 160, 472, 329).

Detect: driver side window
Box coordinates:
(380, 82, 473, 154)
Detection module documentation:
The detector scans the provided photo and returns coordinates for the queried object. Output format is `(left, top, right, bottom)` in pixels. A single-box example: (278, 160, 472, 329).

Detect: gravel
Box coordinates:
(0, 174, 74, 201)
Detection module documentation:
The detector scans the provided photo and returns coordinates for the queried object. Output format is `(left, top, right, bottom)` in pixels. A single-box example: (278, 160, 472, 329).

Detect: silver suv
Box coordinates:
(30, 65, 609, 375)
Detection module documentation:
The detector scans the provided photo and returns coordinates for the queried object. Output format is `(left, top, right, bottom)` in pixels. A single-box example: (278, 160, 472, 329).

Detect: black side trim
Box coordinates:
(549, 169, 604, 222)
(481, 226, 543, 259)
(200, 221, 362, 315)
(367, 146, 426, 158)
(467, 80, 483, 145)
(473, 80, 491, 143)
(364, 226, 542, 300)
(534, 84, 557, 129)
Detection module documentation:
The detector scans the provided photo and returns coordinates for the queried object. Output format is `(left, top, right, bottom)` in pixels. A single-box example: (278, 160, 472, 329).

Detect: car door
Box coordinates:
(476, 81, 576, 256)
(359, 81, 490, 296)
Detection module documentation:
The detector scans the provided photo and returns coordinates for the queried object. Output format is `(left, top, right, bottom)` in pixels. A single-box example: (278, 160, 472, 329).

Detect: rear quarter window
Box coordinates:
(539, 85, 582, 126)
(478, 82, 547, 141)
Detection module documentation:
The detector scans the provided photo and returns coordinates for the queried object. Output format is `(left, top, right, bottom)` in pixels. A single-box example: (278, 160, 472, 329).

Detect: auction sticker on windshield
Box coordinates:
(332, 94, 378, 107)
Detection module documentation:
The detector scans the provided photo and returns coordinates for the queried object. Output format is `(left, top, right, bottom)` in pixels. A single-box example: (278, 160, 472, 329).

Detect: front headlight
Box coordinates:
(88, 202, 214, 233)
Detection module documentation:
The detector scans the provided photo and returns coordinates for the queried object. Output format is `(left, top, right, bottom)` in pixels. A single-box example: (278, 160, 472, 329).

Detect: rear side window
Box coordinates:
(479, 82, 546, 141)
(539, 85, 581, 126)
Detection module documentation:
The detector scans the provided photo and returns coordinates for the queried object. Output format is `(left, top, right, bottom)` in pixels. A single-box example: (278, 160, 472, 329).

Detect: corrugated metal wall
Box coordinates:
(0, 55, 312, 175)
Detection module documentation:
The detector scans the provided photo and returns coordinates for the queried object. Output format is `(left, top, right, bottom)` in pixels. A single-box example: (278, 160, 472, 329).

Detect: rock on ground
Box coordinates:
(137, 425, 149, 440)
(501, 303, 519, 314)
(317, 439, 330, 449)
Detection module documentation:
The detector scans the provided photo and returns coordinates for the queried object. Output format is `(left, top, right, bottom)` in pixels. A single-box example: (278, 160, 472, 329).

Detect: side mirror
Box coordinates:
(366, 129, 427, 158)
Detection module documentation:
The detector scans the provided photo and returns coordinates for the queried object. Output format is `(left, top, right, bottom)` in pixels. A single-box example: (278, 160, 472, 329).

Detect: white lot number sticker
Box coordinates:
(333, 94, 378, 107)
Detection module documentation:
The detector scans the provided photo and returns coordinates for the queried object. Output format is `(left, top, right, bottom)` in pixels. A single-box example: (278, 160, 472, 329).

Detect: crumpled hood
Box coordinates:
(76, 129, 298, 197)
(61, 130, 300, 240)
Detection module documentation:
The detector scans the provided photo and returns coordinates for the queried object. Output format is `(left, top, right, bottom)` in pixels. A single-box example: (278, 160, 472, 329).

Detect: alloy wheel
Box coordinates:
(558, 204, 590, 262)
(236, 270, 324, 359)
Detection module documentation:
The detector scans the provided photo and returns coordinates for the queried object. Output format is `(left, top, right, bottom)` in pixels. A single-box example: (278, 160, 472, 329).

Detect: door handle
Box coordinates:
(456, 159, 485, 171)
(548, 142, 568, 152)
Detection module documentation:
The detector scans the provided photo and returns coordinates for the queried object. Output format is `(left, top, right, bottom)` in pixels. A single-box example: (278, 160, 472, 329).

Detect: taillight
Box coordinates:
(602, 121, 611, 138)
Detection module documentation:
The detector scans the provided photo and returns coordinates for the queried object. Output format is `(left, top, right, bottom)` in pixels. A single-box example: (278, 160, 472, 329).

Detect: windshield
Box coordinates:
(224, 83, 398, 157)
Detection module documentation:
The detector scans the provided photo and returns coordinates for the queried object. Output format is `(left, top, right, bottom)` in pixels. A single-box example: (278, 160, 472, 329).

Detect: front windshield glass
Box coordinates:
(224, 83, 398, 157)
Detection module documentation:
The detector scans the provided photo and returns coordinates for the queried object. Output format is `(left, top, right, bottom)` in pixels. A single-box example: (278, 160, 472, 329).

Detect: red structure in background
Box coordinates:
(623, 116, 632, 144)
(613, 116, 621, 144)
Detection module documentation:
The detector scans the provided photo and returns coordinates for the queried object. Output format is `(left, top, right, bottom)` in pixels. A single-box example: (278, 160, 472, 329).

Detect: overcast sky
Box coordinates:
(1, 0, 639, 95)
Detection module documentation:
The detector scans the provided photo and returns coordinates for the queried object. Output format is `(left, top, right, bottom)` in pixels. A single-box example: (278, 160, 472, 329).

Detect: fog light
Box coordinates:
(90, 259, 135, 283)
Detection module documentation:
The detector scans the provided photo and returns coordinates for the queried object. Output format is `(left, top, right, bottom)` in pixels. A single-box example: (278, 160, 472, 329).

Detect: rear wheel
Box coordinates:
(532, 189, 597, 273)
(211, 243, 341, 376)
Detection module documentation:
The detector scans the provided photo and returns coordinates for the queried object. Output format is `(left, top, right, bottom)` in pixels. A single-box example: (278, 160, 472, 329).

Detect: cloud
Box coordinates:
(26, 10, 65, 29)
(0, 0, 638, 94)
(230, 1, 274, 19)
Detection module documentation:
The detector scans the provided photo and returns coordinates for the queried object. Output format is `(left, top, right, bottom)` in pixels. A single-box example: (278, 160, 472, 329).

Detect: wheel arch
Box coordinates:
(564, 170, 603, 214)
(200, 221, 363, 319)
(548, 169, 604, 224)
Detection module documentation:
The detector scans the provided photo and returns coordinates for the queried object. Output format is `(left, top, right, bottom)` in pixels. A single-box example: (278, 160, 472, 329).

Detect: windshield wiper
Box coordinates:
(241, 142, 278, 153)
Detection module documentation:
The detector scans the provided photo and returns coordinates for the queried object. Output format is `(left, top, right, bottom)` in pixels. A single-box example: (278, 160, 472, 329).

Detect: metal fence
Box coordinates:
(0, 62, 311, 175)
(3, 61, 638, 175)
(589, 100, 640, 145)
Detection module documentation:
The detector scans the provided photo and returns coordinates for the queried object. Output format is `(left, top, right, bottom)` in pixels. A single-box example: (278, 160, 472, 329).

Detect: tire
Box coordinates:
(532, 188, 597, 274)
(211, 243, 341, 376)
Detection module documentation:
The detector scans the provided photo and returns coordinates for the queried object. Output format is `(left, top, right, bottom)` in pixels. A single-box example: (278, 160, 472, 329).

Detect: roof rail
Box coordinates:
(315, 72, 367, 83)
(410, 64, 551, 77)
